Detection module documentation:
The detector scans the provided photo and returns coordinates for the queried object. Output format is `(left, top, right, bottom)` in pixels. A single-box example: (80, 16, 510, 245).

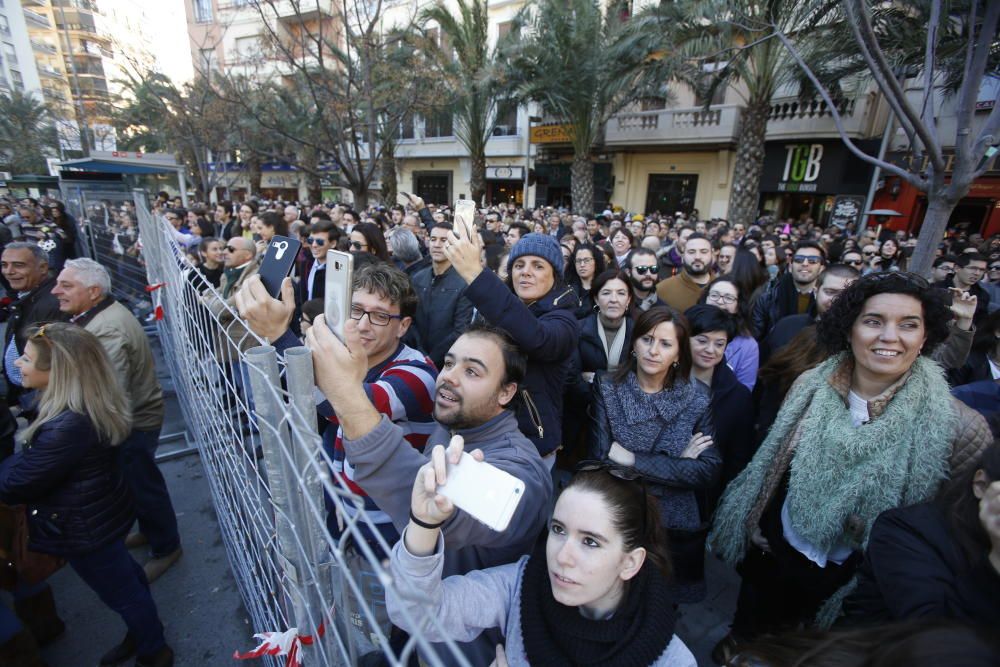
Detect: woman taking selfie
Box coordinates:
(0, 324, 173, 667)
(387, 449, 695, 666)
(710, 272, 991, 661)
(589, 306, 718, 602)
(444, 232, 578, 465)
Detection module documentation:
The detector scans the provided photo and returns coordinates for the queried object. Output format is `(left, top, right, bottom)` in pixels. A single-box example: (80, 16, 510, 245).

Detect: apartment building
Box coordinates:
(1, 1, 43, 98)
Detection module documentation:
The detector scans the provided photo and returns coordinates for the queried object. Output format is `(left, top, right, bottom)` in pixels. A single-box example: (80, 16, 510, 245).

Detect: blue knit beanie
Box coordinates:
(507, 233, 564, 275)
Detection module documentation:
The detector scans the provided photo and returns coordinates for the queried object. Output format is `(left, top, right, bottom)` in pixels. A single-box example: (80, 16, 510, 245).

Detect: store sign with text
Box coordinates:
(759, 140, 878, 195)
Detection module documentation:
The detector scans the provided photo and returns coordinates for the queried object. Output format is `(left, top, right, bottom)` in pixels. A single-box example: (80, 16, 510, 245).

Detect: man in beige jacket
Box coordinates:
(52, 258, 182, 583)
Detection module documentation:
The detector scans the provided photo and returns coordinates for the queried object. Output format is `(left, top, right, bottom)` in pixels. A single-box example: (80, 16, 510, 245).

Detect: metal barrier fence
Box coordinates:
(95, 193, 470, 666)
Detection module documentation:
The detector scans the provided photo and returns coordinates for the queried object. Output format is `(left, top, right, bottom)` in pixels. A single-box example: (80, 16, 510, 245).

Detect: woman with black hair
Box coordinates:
(685, 304, 755, 508)
(387, 452, 696, 666)
(590, 306, 718, 602)
(842, 441, 1000, 626)
(565, 244, 606, 318)
(607, 227, 636, 268)
(711, 272, 993, 660)
(697, 276, 759, 390)
(252, 210, 289, 254)
(349, 221, 391, 262)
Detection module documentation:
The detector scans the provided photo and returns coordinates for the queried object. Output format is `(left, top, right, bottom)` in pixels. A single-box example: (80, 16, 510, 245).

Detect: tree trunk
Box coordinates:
(381, 151, 398, 208)
(352, 185, 369, 210)
(469, 153, 487, 205)
(909, 185, 957, 278)
(571, 153, 594, 214)
(727, 97, 770, 227)
(246, 154, 262, 197)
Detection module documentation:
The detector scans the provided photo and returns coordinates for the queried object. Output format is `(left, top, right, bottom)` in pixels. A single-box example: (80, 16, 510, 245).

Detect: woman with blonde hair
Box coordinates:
(0, 323, 173, 667)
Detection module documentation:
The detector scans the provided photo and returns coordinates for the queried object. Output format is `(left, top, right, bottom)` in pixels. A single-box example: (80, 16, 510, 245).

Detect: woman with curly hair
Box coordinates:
(710, 272, 992, 662)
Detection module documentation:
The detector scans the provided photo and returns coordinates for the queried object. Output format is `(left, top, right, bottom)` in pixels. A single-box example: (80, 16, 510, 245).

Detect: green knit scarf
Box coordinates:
(710, 354, 956, 623)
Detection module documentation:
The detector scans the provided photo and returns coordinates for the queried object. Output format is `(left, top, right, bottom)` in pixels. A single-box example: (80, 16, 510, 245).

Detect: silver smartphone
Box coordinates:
(453, 199, 477, 242)
(324, 249, 354, 342)
(438, 448, 525, 532)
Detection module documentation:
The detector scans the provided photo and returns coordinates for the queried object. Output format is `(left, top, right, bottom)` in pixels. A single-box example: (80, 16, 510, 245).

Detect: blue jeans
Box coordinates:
(119, 427, 181, 557)
(69, 540, 166, 656)
(0, 580, 49, 644)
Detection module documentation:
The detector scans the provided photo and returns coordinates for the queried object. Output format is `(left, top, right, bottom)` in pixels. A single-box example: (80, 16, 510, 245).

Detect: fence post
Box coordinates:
(244, 346, 313, 647)
(283, 347, 339, 664)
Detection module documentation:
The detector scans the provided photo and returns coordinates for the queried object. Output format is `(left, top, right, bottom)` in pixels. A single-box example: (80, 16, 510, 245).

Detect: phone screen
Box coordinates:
(257, 235, 301, 298)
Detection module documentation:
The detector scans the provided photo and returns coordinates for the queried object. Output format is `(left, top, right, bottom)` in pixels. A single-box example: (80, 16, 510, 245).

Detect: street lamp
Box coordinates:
(523, 115, 542, 209)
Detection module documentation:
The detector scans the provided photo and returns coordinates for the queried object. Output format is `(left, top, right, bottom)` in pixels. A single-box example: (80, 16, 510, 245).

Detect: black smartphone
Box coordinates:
(258, 235, 301, 298)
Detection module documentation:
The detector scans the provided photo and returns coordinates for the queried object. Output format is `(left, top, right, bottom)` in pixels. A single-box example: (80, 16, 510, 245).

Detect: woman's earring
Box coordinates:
(672, 361, 679, 368)
(631, 350, 637, 357)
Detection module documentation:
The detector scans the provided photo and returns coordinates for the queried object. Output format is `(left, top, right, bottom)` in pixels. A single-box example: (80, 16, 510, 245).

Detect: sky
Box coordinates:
(102, 0, 194, 85)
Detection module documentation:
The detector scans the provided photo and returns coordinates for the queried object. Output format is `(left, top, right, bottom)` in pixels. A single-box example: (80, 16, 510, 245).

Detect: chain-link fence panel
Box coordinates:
(127, 192, 468, 667)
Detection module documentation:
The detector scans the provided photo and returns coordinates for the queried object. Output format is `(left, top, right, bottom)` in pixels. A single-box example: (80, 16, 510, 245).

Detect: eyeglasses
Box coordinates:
(349, 305, 402, 326)
(350, 241, 367, 250)
(792, 255, 823, 265)
(575, 257, 594, 265)
(862, 251, 876, 256)
(707, 291, 738, 305)
(844, 259, 864, 266)
(307, 237, 328, 246)
(633, 265, 658, 275)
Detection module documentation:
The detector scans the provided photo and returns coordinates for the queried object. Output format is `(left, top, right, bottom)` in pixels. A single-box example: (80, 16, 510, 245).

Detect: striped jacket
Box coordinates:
(324, 342, 437, 529)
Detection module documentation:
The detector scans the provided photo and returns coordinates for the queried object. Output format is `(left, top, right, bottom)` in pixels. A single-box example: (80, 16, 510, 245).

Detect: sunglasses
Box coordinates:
(989, 266, 1000, 272)
(350, 241, 367, 250)
(633, 265, 658, 275)
(845, 259, 864, 266)
(575, 459, 648, 526)
(862, 251, 876, 256)
(792, 255, 823, 265)
(306, 237, 328, 246)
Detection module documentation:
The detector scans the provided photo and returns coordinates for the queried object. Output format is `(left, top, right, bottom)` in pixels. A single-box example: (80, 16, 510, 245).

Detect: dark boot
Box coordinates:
(0, 628, 48, 667)
(14, 587, 65, 647)
(99, 633, 136, 666)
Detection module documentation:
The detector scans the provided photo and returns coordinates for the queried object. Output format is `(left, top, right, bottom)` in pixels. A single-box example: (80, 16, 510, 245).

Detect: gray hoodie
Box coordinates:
(343, 410, 552, 664)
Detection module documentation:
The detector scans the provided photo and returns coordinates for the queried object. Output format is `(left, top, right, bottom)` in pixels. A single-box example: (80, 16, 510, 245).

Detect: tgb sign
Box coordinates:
(779, 144, 824, 192)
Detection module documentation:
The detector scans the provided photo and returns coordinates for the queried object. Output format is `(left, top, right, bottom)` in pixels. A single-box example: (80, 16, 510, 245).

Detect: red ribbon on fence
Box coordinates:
(145, 283, 165, 292)
(233, 621, 326, 667)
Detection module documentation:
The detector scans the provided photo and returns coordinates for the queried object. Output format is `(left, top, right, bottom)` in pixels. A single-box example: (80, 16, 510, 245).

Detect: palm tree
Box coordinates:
(419, 0, 511, 203)
(0, 91, 59, 174)
(504, 0, 675, 214)
(635, 0, 838, 227)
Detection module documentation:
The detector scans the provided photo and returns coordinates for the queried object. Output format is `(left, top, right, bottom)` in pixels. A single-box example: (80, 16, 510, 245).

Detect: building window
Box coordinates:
(0, 16, 9, 35)
(234, 36, 260, 60)
(10, 69, 22, 90)
(423, 111, 452, 138)
(398, 112, 415, 140)
(497, 21, 513, 41)
(199, 47, 218, 73)
(193, 0, 212, 23)
(493, 101, 518, 136)
(2, 43, 15, 65)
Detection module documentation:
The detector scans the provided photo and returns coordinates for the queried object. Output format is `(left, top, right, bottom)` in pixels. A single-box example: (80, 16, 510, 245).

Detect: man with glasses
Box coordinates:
(626, 247, 666, 315)
(936, 252, 991, 326)
(299, 219, 340, 303)
(751, 241, 826, 340)
(841, 249, 865, 270)
(932, 255, 958, 284)
(984, 261, 1000, 313)
(409, 224, 475, 367)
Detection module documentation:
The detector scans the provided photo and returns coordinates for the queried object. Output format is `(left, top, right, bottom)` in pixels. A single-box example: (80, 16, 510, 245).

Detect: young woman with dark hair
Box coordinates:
(589, 306, 718, 602)
(565, 244, 606, 318)
(711, 272, 993, 661)
(697, 276, 759, 390)
(349, 221, 391, 262)
(386, 455, 695, 666)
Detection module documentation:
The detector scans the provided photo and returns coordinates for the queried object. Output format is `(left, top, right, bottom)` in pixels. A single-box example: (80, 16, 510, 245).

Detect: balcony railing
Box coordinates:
(38, 65, 65, 79)
(271, 0, 335, 21)
(765, 93, 877, 139)
(605, 105, 743, 146)
(23, 8, 53, 27)
(31, 40, 59, 55)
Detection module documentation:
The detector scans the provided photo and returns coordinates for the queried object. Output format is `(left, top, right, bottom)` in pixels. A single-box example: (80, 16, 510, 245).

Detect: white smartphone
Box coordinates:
(453, 199, 477, 242)
(438, 449, 525, 532)
(324, 249, 354, 342)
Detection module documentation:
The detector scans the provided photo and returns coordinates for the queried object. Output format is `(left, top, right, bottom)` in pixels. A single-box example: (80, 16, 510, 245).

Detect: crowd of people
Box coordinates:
(0, 189, 999, 666)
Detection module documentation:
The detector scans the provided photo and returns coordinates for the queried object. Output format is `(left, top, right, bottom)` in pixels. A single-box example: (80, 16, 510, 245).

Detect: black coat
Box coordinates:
(947, 350, 994, 388)
(0, 411, 134, 556)
(410, 265, 474, 368)
(843, 502, 1000, 627)
(466, 271, 579, 457)
(567, 313, 634, 403)
(703, 362, 756, 515)
(751, 273, 816, 341)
